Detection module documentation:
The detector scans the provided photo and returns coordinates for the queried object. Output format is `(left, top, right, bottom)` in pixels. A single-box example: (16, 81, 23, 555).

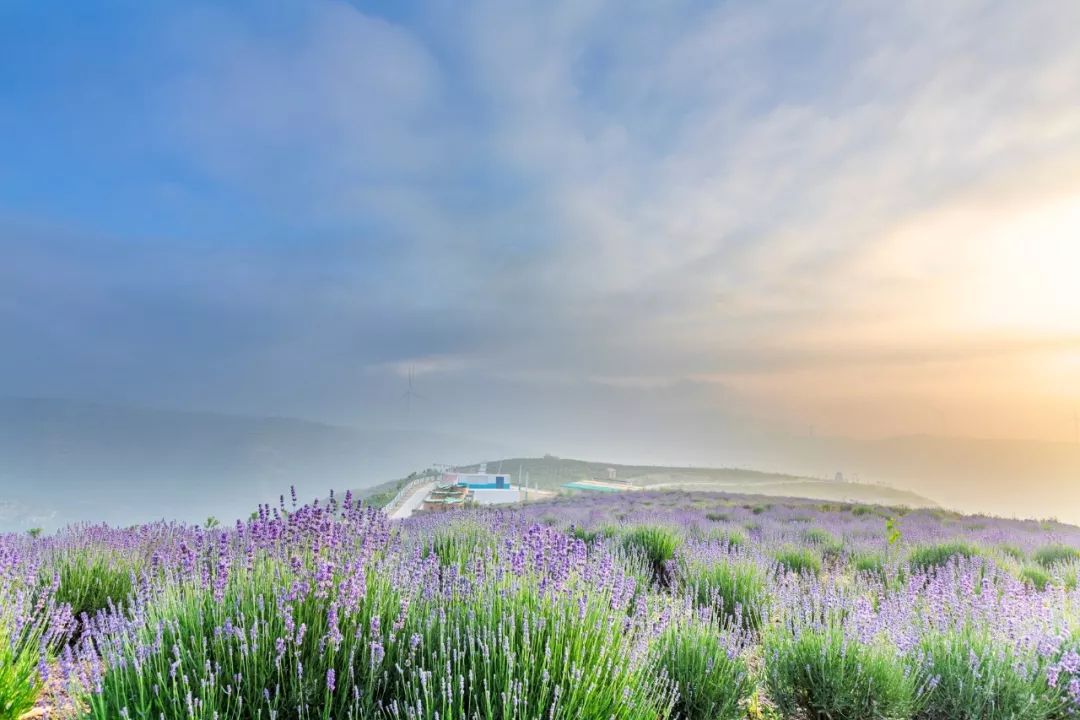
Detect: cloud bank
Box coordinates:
(2, 0, 1080, 448)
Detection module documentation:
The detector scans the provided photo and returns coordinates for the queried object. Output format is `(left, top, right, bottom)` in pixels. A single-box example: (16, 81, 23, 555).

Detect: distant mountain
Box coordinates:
(730, 432, 1080, 524)
(0, 397, 509, 531)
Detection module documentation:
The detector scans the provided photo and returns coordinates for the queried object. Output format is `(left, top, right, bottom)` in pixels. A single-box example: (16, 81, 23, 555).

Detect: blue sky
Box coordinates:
(3, 0, 1080, 446)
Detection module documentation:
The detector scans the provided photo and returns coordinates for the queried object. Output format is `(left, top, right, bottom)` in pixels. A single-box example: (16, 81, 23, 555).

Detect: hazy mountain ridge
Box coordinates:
(0, 397, 509, 530)
(3, 397, 1079, 531)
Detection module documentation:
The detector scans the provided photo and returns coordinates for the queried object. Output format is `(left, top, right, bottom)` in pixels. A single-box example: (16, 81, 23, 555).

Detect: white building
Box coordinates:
(441, 472, 521, 505)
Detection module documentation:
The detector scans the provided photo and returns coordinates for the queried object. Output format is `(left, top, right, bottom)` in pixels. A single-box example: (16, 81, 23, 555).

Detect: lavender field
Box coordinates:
(5, 490, 1080, 720)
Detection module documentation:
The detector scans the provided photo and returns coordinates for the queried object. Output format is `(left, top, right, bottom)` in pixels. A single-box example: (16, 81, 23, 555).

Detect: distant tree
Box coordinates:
(27, 527, 42, 539)
(249, 511, 259, 521)
(205, 516, 221, 529)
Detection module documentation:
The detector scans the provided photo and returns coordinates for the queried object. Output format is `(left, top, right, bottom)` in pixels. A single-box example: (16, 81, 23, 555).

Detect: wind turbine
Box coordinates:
(402, 366, 426, 417)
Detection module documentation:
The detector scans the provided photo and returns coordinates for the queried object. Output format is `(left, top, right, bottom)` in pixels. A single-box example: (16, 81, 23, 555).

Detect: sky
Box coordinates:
(3, 0, 1080, 456)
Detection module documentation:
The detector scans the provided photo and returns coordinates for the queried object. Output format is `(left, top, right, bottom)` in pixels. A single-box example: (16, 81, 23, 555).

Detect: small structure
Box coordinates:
(441, 472, 521, 505)
(421, 483, 469, 512)
(606, 467, 617, 481)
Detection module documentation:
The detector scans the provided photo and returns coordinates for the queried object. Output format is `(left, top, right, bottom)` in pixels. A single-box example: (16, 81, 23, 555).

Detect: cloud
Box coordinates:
(2, 0, 1080, 442)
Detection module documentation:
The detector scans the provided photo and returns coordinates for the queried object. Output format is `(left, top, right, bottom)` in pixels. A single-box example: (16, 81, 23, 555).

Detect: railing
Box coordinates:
(381, 472, 438, 517)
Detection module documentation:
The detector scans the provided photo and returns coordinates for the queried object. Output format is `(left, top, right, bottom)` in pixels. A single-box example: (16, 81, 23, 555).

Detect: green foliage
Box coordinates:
(885, 516, 903, 546)
(710, 528, 747, 550)
(364, 490, 396, 508)
(802, 528, 843, 558)
(26, 527, 42, 539)
(204, 516, 220, 529)
(853, 552, 887, 579)
(1032, 544, 1080, 568)
(622, 525, 681, 585)
(51, 549, 138, 622)
(706, 511, 731, 522)
(908, 542, 978, 573)
(912, 630, 1074, 720)
(852, 505, 875, 517)
(570, 525, 601, 544)
(684, 559, 768, 630)
(998, 544, 1025, 562)
(1055, 560, 1080, 591)
(764, 626, 916, 720)
(424, 521, 496, 569)
(773, 546, 822, 576)
(87, 557, 672, 720)
(1019, 564, 1052, 591)
(0, 613, 44, 720)
(656, 622, 751, 720)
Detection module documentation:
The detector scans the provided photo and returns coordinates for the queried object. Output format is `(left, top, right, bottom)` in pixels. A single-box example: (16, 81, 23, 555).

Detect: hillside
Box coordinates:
(361, 456, 938, 510)
(0, 397, 509, 531)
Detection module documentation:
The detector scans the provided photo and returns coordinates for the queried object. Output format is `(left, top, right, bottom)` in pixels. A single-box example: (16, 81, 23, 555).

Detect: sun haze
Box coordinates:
(1, 1, 1079, 528)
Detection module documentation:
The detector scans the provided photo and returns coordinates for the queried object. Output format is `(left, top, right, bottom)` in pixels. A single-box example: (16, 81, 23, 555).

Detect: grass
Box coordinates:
(853, 552, 887, 579)
(50, 549, 138, 625)
(912, 630, 1075, 719)
(622, 525, 682, 586)
(17, 491, 1080, 720)
(773, 546, 822, 576)
(656, 621, 751, 720)
(683, 559, 768, 630)
(802, 528, 844, 558)
(0, 615, 44, 720)
(1032, 544, 1080, 568)
(424, 520, 496, 569)
(764, 625, 916, 720)
(908, 542, 980, 573)
(709, 528, 747, 550)
(998, 544, 1025, 561)
(87, 553, 673, 720)
(1020, 564, 1052, 591)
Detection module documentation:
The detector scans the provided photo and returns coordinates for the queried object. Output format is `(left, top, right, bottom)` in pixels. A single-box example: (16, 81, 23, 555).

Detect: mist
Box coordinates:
(2, 0, 1080, 530)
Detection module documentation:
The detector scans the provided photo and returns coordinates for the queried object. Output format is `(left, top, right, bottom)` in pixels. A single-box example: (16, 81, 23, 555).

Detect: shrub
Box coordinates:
(87, 555, 671, 720)
(908, 542, 979, 573)
(706, 512, 731, 522)
(656, 621, 752, 720)
(710, 529, 747, 550)
(0, 612, 44, 720)
(803, 528, 844, 558)
(853, 552, 887, 579)
(684, 559, 768, 630)
(764, 625, 915, 720)
(1032, 544, 1080, 568)
(51, 549, 138, 624)
(998, 544, 1025, 562)
(570, 525, 601, 545)
(622, 525, 681, 586)
(1019, 564, 1052, 591)
(1056, 560, 1080, 591)
(774, 546, 822, 576)
(852, 505, 875, 516)
(912, 630, 1075, 720)
(425, 521, 496, 569)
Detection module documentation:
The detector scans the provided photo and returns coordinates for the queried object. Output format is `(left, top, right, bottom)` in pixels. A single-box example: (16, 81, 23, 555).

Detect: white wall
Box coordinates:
(471, 487, 521, 505)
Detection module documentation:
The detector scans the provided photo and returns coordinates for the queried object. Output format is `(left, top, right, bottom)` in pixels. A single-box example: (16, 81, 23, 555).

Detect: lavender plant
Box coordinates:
(7, 488, 1080, 719)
